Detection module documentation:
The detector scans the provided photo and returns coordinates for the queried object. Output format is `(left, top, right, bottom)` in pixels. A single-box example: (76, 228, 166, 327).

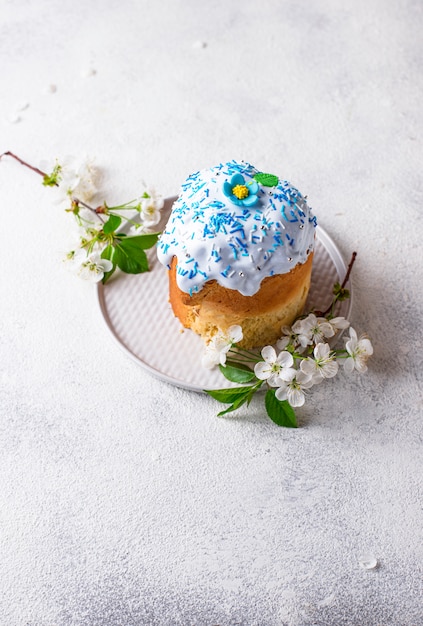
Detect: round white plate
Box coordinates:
(96, 197, 353, 392)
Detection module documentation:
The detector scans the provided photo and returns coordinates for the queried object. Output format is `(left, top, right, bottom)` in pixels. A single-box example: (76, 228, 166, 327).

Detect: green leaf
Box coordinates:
(219, 361, 256, 384)
(265, 389, 298, 428)
(107, 233, 160, 274)
(118, 233, 160, 250)
(42, 163, 61, 187)
(333, 282, 350, 301)
(205, 385, 255, 404)
(217, 393, 251, 416)
(113, 242, 149, 274)
(103, 214, 122, 234)
(253, 172, 279, 187)
(101, 245, 117, 283)
(338, 288, 350, 301)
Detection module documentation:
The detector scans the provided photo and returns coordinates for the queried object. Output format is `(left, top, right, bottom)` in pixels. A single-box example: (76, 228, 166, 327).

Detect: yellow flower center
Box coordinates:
(232, 184, 249, 200)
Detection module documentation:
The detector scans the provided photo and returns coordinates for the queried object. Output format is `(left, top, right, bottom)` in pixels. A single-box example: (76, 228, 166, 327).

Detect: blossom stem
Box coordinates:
(316, 251, 357, 317)
(229, 357, 252, 365)
(72, 197, 106, 224)
(108, 200, 138, 210)
(333, 350, 348, 357)
(230, 347, 261, 360)
(0, 150, 50, 179)
(108, 210, 139, 227)
(341, 251, 357, 290)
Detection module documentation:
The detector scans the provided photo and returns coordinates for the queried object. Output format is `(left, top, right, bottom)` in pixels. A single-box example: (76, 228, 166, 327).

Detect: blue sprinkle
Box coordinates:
(229, 243, 238, 259)
(230, 226, 246, 239)
(235, 237, 248, 251)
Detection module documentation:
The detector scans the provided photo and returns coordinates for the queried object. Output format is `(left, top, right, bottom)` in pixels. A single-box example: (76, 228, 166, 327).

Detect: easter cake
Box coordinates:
(156, 160, 317, 349)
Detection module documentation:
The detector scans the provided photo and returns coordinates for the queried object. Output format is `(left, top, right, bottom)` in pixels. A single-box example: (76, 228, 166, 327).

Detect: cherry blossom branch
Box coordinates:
(341, 251, 357, 289)
(0, 150, 107, 223)
(0, 150, 49, 179)
(71, 197, 106, 223)
(316, 251, 357, 317)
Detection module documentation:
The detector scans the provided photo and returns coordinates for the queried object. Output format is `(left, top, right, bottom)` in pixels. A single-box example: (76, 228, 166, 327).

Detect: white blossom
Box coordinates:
(66, 251, 112, 283)
(60, 155, 97, 201)
(343, 327, 373, 373)
(300, 342, 339, 383)
(254, 346, 294, 386)
(329, 316, 350, 332)
(139, 188, 164, 228)
(293, 313, 335, 347)
(202, 325, 243, 369)
(43, 155, 98, 205)
(275, 369, 314, 407)
(63, 248, 86, 273)
(276, 325, 302, 351)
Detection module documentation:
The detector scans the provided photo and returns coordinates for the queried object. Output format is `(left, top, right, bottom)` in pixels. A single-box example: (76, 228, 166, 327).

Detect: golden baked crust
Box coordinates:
(168, 253, 314, 348)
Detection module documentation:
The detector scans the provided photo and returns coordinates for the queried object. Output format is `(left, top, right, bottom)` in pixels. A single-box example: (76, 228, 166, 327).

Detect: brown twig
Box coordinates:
(340, 251, 357, 290)
(1, 150, 107, 224)
(316, 251, 357, 317)
(72, 197, 106, 223)
(0, 150, 49, 178)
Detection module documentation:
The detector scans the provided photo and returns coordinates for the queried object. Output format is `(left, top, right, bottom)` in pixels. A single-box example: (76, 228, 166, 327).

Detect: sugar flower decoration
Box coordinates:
(222, 173, 259, 207)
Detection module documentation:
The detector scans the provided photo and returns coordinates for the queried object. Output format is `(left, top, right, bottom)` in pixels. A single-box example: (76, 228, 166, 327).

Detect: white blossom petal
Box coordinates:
(228, 325, 243, 344)
(287, 387, 305, 407)
(330, 316, 350, 331)
(276, 367, 297, 383)
(276, 351, 294, 369)
(254, 362, 272, 380)
(261, 345, 276, 362)
(275, 386, 288, 402)
(343, 357, 355, 374)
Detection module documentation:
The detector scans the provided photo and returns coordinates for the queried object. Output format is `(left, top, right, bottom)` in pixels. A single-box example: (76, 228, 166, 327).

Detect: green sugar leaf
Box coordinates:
(254, 172, 279, 187)
(219, 361, 256, 384)
(265, 389, 298, 428)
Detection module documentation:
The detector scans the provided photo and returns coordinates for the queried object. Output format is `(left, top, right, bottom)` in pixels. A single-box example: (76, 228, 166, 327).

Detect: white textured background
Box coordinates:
(0, 1, 422, 624)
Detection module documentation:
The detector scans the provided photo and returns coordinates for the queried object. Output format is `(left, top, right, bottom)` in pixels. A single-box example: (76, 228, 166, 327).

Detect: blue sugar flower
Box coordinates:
(222, 173, 259, 207)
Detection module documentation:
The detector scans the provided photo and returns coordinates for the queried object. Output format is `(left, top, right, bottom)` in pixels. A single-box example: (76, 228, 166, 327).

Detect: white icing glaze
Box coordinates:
(157, 160, 317, 297)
